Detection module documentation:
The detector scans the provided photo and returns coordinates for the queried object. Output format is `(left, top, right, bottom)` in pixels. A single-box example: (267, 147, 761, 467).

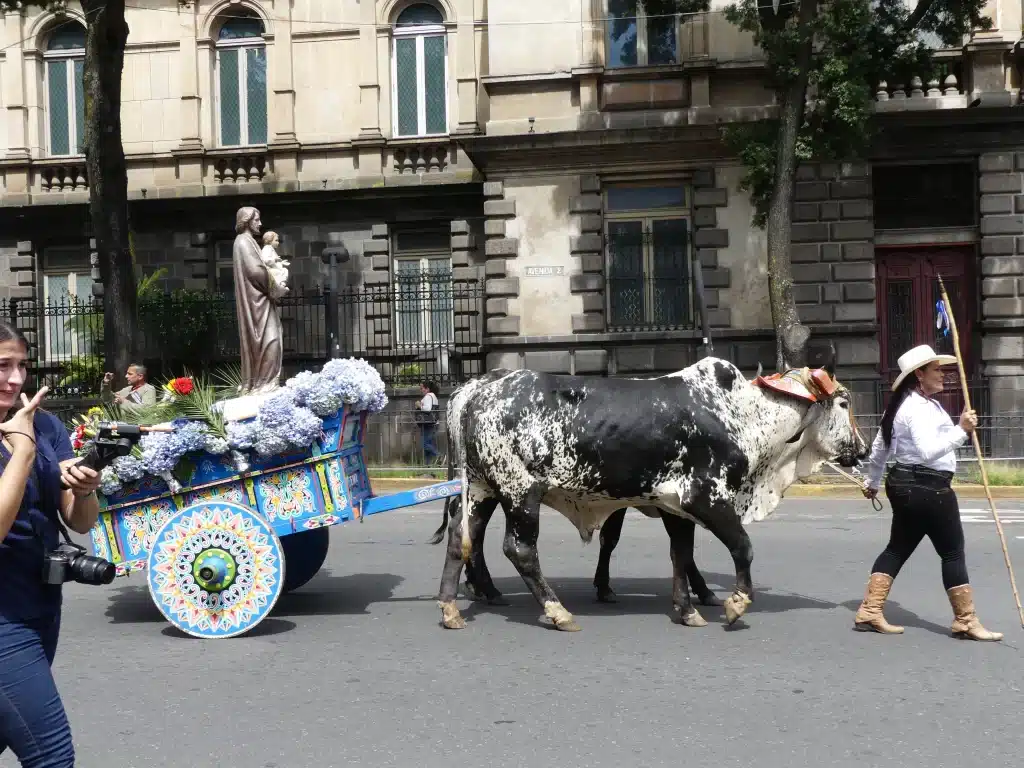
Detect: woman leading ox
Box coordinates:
(853, 344, 1001, 641)
(0, 321, 104, 766)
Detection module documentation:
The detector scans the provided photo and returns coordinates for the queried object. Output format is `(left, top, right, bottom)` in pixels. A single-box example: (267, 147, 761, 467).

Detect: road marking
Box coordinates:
(961, 509, 1024, 524)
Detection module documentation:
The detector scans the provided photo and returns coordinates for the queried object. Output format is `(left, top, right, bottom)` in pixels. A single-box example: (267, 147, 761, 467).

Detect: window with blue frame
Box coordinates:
(216, 12, 268, 147)
(606, 0, 678, 68)
(392, 4, 448, 138)
(45, 24, 86, 156)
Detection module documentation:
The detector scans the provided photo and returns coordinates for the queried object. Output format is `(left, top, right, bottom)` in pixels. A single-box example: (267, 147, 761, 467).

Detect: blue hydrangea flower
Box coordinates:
(140, 420, 211, 474)
(99, 466, 122, 496)
(204, 436, 229, 455)
(285, 370, 344, 417)
(112, 455, 145, 483)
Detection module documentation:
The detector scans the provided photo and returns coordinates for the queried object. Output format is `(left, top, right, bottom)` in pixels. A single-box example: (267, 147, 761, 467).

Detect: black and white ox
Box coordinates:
(433, 356, 868, 632)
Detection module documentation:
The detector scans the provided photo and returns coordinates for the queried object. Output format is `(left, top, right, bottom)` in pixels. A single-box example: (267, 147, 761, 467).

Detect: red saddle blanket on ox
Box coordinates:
(753, 367, 837, 403)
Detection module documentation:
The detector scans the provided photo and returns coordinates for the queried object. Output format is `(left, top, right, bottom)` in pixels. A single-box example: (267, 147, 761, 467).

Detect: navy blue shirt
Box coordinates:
(0, 410, 75, 622)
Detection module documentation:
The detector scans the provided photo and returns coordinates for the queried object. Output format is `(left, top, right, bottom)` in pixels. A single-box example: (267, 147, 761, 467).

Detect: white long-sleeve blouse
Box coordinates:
(863, 390, 969, 490)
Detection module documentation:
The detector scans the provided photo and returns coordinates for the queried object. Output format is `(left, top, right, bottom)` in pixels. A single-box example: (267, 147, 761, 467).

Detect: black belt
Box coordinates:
(889, 463, 954, 484)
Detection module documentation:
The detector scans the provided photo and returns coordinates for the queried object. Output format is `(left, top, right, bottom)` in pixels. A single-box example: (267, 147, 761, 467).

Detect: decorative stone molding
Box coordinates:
(361, 223, 391, 350)
(39, 163, 88, 192)
(393, 144, 449, 174)
(691, 168, 731, 329)
(570, 174, 605, 333)
(8, 241, 38, 350)
(213, 153, 268, 183)
(482, 181, 520, 337)
(789, 162, 876, 326)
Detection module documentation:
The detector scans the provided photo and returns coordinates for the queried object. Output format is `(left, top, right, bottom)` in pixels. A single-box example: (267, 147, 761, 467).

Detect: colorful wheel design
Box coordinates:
(146, 501, 286, 639)
(280, 527, 330, 593)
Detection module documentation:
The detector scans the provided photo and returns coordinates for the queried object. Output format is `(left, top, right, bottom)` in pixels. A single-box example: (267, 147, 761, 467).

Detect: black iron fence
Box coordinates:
(1, 278, 485, 399)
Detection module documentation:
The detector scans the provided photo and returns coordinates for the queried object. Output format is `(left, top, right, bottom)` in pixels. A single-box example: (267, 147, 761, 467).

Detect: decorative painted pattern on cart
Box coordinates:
(148, 504, 282, 637)
(324, 460, 349, 513)
(185, 482, 248, 509)
(90, 524, 112, 561)
(256, 468, 317, 521)
(123, 499, 177, 557)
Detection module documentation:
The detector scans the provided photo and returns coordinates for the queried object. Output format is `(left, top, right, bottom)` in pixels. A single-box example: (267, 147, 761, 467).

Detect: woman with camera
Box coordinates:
(1, 321, 103, 766)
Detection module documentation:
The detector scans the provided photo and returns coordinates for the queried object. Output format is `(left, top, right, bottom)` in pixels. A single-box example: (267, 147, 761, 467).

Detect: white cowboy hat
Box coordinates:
(891, 344, 957, 391)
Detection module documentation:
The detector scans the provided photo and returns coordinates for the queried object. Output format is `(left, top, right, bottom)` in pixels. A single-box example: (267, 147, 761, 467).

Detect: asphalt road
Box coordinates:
(4, 497, 1024, 768)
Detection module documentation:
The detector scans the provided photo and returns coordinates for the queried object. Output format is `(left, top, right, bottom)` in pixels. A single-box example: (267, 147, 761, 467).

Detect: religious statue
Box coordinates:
(260, 231, 290, 294)
(233, 206, 287, 395)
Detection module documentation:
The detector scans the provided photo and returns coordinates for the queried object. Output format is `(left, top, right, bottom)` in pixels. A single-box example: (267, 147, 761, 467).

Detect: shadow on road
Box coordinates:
(390, 571, 840, 631)
(102, 571, 405, 630)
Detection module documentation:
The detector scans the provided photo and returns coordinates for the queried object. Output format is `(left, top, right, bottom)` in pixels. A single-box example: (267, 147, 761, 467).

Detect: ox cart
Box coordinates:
(86, 403, 460, 639)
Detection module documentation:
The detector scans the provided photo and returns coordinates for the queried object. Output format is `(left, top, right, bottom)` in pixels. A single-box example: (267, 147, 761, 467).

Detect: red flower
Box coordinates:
(171, 377, 194, 396)
(72, 424, 86, 451)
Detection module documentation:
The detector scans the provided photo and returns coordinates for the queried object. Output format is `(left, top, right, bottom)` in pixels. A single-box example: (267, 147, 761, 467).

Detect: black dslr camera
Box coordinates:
(42, 542, 116, 586)
(45, 421, 157, 587)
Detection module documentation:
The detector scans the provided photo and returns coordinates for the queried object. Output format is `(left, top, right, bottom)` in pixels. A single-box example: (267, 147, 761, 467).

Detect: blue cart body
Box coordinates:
(87, 405, 460, 638)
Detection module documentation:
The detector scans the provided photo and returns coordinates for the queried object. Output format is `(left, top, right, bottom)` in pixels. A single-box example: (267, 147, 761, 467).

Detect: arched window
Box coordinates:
(44, 23, 86, 156)
(392, 4, 448, 138)
(215, 11, 267, 147)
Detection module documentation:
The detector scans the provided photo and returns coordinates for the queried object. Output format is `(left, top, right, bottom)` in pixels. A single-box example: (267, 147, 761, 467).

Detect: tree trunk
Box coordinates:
(82, 1, 137, 378)
(765, 0, 817, 372)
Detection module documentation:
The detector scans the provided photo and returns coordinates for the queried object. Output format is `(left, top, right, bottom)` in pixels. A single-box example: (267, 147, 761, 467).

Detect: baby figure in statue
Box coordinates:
(260, 231, 290, 296)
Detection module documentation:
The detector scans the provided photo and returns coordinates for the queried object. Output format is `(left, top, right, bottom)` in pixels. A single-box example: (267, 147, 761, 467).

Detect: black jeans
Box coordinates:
(871, 464, 969, 590)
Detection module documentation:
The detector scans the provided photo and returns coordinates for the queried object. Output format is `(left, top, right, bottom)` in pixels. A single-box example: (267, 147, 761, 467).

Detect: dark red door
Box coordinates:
(876, 245, 976, 416)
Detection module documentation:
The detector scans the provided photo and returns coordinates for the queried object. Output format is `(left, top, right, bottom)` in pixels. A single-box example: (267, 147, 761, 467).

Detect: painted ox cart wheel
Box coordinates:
(146, 501, 286, 639)
(280, 527, 331, 593)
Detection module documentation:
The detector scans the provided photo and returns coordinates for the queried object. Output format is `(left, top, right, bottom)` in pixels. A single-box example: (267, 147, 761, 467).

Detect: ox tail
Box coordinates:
(428, 451, 456, 545)
(459, 464, 471, 562)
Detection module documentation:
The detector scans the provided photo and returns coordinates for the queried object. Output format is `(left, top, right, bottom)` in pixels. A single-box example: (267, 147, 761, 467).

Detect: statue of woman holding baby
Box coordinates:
(232, 206, 289, 395)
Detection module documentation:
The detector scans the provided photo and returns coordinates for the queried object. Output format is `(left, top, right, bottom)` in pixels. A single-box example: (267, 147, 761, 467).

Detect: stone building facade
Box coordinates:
(0, 0, 1021, 440)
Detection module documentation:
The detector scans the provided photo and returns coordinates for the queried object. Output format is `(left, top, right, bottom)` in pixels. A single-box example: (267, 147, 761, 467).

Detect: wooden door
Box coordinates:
(876, 245, 976, 416)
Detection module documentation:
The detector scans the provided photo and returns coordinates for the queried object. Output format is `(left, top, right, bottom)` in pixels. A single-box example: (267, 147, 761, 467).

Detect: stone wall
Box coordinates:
(977, 151, 1024, 448)
(482, 181, 521, 339)
(790, 162, 880, 375)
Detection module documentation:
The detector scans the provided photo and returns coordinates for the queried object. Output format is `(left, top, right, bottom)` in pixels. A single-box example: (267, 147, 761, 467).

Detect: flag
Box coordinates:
(935, 300, 950, 338)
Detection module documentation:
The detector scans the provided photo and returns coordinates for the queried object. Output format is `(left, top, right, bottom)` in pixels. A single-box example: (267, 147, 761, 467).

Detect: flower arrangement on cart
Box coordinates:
(70, 359, 388, 499)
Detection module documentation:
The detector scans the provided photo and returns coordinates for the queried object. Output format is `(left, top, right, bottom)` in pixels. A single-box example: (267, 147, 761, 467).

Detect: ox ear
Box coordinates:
(785, 402, 824, 444)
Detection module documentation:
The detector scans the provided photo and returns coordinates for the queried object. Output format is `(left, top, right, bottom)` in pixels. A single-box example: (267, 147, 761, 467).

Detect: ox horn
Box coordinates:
(785, 401, 824, 444)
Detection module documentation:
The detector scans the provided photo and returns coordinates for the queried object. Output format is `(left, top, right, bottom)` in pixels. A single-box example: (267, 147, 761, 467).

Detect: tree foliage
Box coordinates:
(645, 0, 989, 369)
(720, 0, 990, 225)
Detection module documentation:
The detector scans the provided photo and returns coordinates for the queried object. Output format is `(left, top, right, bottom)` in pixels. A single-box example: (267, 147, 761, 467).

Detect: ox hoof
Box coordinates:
(696, 591, 723, 607)
(438, 601, 466, 630)
(723, 592, 753, 625)
(596, 586, 618, 604)
(544, 601, 580, 632)
(675, 607, 708, 628)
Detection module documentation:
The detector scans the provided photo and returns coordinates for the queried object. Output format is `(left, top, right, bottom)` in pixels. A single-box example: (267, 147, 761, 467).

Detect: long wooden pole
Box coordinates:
(936, 275, 1024, 628)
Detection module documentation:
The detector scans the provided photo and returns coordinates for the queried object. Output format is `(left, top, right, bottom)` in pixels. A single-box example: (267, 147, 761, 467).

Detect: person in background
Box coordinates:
(415, 381, 440, 466)
(853, 344, 1001, 642)
(101, 363, 157, 408)
(0, 321, 104, 766)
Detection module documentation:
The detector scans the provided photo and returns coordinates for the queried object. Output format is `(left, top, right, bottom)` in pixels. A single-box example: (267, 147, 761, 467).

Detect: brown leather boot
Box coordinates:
(947, 585, 1003, 641)
(854, 573, 904, 634)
